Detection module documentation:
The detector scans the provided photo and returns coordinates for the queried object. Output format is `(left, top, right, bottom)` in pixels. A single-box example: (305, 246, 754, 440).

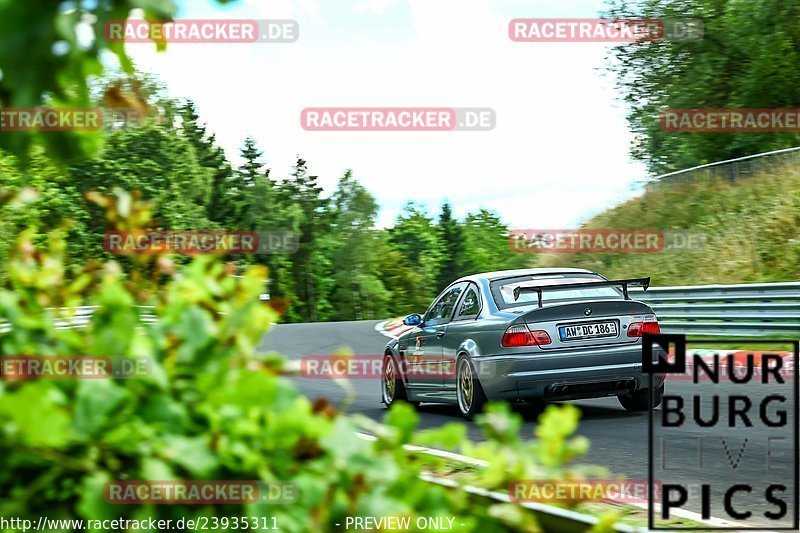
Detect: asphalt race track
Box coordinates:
(260, 320, 798, 528)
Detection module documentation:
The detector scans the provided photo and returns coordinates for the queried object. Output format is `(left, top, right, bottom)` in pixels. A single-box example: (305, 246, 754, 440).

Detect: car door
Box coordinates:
(406, 282, 467, 391)
(440, 283, 482, 391)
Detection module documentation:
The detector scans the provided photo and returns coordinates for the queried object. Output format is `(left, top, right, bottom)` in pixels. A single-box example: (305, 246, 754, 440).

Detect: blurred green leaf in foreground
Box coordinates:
(0, 0, 182, 165)
(0, 188, 618, 532)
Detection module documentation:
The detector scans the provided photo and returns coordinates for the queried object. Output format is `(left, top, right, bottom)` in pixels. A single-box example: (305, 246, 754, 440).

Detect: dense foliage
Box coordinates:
(0, 189, 612, 533)
(0, 90, 528, 322)
(605, 0, 800, 174)
(0, 0, 527, 322)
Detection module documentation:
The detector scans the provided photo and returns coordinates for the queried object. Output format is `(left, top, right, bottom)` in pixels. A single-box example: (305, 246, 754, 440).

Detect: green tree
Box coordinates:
(179, 100, 237, 225)
(387, 202, 444, 310)
(238, 136, 266, 189)
(255, 181, 303, 322)
(326, 170, 388, 320)
(221, 136, 269, 229)
(460, 209, 530, 275)
(0, 119, 215, 280)
(605, 0, 800, 174)
(375, 236, 423, 316)
(436, 201, 465, 288)
(0, 150, 87, 281)
(70, 121, 212, 231)
(282, 157, 330, 322)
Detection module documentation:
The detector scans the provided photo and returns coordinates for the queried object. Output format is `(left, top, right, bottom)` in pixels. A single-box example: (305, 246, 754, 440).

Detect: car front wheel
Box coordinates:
(618, 384, 664, 412)
(382, 354, 418, 407)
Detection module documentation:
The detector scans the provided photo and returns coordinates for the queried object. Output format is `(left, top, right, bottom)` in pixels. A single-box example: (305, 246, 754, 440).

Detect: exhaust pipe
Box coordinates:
(616, 381, 631, 392)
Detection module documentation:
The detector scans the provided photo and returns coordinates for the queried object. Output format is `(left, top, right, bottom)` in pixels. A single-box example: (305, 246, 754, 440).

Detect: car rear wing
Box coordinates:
(512, 277, 651, 307)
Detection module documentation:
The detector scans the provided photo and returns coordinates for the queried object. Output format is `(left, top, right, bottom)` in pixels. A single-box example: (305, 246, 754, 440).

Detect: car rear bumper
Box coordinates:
(470, 343, 666, 401)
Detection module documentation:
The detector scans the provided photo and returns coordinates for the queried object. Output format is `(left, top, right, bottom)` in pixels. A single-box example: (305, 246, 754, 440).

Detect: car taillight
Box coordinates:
(501, 325, 551, 347)
(531, 329, 551, 345)
(628, 316, 660, 337)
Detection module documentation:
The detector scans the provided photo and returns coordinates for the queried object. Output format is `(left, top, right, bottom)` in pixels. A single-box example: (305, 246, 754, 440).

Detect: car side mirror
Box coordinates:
(403, 313, 422, 327)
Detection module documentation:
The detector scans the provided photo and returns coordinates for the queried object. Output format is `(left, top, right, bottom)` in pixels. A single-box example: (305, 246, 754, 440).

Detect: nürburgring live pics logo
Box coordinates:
(644, 334, 799, 530)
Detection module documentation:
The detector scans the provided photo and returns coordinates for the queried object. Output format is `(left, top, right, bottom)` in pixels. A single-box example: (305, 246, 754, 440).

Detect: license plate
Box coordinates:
(559, 321, 618, 341)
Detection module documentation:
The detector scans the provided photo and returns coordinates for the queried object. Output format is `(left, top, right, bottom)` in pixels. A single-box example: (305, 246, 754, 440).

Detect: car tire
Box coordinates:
(456, 356, 487, 419)
(382, 354, 418, 407)
(618, 384, 664, 412)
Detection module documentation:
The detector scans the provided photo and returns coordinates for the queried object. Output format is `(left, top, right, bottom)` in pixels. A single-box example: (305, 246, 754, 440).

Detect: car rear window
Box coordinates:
(491, 274, 623, 308)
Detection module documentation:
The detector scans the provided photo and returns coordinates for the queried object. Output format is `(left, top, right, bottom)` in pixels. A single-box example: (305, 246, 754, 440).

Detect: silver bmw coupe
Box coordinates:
(382, 268, 666, 418)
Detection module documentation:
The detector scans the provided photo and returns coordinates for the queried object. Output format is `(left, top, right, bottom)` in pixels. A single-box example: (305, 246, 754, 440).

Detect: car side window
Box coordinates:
(455, 286, 481, 319)
(424, 283, 466, 326)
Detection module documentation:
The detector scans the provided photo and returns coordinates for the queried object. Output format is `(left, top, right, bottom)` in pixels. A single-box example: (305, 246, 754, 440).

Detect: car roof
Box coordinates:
(457, 267, 598, 283)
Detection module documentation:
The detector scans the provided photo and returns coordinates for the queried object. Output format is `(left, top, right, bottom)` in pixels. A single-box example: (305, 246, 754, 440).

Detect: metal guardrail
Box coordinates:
(0, 306, 156, 334)
(650, 145, 800, 186)
(5, 282, 800, 338)
(630, 282, 800, 337)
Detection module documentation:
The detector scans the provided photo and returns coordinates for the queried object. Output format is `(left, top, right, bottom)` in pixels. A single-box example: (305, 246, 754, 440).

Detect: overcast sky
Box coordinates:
(124, 0, 648, 228)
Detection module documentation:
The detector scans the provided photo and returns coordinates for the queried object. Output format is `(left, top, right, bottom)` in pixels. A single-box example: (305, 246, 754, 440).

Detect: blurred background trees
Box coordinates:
(8, 0, 800, 323)
(0, 0, 528, 320)
(606, 0, 800, 174)
(0, 78, 527, 321)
